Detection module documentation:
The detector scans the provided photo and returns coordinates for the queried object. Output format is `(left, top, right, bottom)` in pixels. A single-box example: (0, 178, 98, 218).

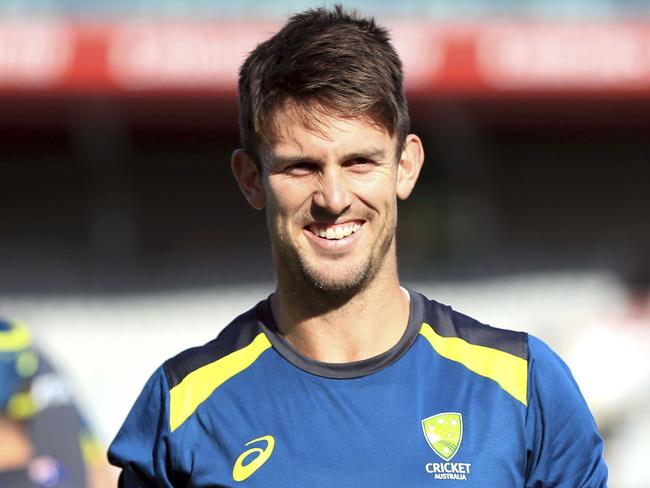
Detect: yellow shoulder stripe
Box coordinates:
(419, 322, 528, 406)
(0, 320, 32, 352)
(169, 333, 272, 432)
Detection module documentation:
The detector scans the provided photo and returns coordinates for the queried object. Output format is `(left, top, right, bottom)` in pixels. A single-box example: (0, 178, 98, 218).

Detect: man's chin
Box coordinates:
(299, 266, 369, 294)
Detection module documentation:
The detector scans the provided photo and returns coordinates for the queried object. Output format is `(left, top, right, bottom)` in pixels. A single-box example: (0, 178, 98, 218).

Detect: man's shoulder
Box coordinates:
(162, 300, 267, 391)
(413, 289, 529, 361)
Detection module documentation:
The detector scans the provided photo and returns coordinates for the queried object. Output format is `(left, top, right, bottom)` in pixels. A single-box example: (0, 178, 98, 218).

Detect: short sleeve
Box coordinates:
(108, 367, 176, 488)
(525, 335, 608, 487)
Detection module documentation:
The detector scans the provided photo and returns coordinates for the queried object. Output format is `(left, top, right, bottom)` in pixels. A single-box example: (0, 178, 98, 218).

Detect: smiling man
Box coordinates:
(108, 6, 608, 487)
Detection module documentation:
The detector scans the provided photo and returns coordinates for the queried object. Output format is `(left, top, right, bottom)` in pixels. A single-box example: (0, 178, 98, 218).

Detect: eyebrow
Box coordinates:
(269, 148, 388, 166)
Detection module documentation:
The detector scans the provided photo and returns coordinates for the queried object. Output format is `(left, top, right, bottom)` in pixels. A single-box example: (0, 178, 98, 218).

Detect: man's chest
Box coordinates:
(170, 349, 528, 487)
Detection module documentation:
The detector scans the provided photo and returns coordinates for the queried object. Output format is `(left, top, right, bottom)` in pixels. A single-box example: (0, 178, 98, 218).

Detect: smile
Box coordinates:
(306, 221, 364, 240)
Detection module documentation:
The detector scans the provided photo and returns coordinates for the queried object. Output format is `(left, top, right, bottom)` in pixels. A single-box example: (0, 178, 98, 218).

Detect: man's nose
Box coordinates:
(312, 168, 352, 215)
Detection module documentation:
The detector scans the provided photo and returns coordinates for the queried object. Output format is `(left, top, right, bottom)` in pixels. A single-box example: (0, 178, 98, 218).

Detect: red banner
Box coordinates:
(2, 19, 650, 97)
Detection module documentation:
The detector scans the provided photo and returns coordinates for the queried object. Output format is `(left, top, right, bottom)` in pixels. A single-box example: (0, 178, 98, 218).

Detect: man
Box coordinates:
(109, 6, 608, 486)
(0, 318, 114, 487)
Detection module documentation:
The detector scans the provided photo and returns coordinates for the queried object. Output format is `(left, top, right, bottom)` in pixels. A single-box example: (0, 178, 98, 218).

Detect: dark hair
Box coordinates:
(237, 5, 410, 163)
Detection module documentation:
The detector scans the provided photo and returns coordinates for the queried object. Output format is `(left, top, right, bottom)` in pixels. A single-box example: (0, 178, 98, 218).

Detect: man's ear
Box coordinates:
(231, 149, 265, 210)
(396, 134, 424, 200)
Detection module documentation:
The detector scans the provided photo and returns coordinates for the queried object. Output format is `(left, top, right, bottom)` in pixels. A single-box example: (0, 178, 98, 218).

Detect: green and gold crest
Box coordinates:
(422, 412, 463, 461)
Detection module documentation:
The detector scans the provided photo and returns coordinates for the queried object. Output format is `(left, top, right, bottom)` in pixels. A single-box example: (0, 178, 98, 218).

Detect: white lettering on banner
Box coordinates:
(477, 24, 650, 88)
(108, 23, 274, 89)
(0, 20, 72, 86)
(387, 22, 444, 89)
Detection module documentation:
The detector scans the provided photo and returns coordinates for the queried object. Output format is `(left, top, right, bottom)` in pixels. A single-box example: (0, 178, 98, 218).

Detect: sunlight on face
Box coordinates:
(260, 111, 401, 293)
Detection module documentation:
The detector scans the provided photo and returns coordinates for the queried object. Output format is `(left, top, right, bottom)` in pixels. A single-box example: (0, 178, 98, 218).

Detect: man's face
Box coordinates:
(257, 111, 404, 292)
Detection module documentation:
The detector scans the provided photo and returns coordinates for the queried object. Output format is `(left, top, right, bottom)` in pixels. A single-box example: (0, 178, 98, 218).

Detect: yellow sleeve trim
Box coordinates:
(169, 333, 272, 432)
(79, 432, 107, 466)
(419, 322, 528, 406)
(6, 391, 38, 420)
(0, 319, 32, 352)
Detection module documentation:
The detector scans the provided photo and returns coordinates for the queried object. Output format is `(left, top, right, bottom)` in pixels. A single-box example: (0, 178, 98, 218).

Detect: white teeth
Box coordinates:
(311, 222, 362, 240)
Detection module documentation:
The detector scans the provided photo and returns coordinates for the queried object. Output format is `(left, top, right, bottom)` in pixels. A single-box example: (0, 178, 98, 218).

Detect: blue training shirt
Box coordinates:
(109, 289, 607, 487)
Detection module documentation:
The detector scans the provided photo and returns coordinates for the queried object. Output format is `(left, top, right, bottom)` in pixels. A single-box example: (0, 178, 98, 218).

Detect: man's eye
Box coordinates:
(285, 162, 316, 175)
(345, 158, 375, 169)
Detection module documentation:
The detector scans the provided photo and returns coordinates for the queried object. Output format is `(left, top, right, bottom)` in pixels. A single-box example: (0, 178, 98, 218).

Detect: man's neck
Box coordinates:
(270, 267, 410, 364)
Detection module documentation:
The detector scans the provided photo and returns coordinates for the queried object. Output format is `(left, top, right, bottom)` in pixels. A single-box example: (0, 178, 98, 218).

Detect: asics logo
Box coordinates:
(232, 435, 275, 482)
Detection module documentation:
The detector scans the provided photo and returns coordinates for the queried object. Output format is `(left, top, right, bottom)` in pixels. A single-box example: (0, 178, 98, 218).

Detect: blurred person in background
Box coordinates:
(566, 266, 650, 487)
(109, 6, 607, 486)
(0, 318, 114, 487)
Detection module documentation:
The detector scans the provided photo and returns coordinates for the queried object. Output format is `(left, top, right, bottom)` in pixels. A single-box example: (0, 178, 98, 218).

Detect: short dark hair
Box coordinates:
(237, 5, 410, 163)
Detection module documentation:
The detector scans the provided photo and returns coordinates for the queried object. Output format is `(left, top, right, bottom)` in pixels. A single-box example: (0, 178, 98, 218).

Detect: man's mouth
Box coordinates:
(306, 221, 363, 240)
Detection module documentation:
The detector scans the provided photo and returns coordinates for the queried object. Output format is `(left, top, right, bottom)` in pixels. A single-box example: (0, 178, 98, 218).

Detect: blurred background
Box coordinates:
(1, 0, 649, 485)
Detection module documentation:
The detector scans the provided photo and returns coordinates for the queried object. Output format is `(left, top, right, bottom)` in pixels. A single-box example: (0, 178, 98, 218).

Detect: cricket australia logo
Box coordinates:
(422, 412, 462, 460)
(422, 412, 472, 480)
